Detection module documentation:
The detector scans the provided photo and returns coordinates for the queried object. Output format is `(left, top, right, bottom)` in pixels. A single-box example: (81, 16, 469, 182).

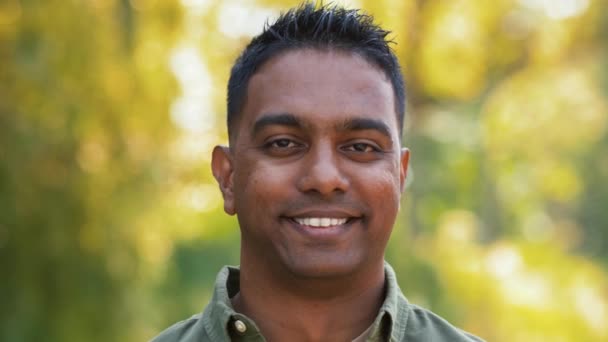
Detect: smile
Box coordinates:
(293, 217, 349, 228)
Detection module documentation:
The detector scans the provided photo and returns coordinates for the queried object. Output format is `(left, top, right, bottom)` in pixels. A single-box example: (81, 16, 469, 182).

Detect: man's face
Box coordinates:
(213, 49, 409, 278)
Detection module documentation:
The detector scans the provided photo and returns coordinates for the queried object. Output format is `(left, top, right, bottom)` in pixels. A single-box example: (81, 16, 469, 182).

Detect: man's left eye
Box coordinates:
(344, 142, 378, 153)
(269, 139, 298, 148)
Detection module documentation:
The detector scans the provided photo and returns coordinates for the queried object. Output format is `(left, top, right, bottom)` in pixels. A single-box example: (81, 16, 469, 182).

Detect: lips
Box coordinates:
(282, 205, 364, 235)
(293, 217, 348, 227)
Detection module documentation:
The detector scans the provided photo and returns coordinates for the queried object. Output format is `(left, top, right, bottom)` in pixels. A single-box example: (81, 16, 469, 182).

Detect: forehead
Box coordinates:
(239, 49, 398, 135)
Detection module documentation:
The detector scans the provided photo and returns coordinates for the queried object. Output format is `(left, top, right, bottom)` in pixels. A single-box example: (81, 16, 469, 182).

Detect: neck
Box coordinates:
(232, 257, 386, 342)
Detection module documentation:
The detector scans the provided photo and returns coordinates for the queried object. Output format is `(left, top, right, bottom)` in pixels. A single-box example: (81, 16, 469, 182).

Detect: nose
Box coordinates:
(296, 143, 349, 196)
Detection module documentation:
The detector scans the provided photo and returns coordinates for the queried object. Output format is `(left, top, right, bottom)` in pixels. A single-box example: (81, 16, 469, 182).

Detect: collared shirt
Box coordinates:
(151, 263, 484, 342)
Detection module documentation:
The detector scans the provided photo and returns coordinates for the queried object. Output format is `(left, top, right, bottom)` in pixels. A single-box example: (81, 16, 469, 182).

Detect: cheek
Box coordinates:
(234, 162, 294, 212)
(352, 164, 402, 239)
(356, 163, 402, 203)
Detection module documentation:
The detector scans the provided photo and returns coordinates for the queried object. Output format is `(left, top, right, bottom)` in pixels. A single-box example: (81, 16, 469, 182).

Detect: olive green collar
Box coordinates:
(201, 262, 410, 341)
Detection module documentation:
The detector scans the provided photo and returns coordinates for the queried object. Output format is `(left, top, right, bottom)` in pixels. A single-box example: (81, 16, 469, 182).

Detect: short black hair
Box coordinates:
(226, 2, 405, 141)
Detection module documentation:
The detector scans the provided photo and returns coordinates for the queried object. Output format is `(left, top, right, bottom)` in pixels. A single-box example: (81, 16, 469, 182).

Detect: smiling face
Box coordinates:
(212, 49, 409, 279)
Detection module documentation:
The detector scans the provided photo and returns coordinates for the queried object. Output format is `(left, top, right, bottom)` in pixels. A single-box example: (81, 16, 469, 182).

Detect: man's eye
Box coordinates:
(269, 139, 297, 148)
(345, 142, 378, 153)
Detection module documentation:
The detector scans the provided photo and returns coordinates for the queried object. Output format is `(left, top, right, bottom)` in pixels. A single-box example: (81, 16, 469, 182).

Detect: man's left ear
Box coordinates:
(399, 148, 410, 193)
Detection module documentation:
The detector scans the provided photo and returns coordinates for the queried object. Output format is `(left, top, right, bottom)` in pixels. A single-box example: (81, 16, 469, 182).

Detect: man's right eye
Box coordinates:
(268, 139, 297, 148)
(261, 138, 305, 156)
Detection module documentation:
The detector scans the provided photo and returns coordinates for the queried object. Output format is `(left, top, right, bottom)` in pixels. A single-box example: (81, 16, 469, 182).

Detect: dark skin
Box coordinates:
(212, 49, 410, 341)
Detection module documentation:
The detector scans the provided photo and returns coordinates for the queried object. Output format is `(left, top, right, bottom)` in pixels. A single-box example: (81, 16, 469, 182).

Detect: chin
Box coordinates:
(283, 253, 364, 279)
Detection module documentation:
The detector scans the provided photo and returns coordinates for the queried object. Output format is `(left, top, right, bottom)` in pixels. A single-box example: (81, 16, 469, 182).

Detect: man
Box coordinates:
(153, 3, 483, 341)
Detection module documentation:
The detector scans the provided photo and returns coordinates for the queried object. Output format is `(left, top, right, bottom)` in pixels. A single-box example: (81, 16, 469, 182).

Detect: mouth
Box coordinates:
(282, 213, 362, 240)
(291, 217, 350, 228)
(282, 207, 363, 236)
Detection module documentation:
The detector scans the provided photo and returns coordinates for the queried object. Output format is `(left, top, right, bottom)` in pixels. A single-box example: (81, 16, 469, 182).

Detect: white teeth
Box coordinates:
(294, 217, 348, 227)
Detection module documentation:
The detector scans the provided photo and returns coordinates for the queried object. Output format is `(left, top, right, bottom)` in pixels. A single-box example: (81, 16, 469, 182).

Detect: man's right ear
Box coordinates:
(211, 145, 236, 215)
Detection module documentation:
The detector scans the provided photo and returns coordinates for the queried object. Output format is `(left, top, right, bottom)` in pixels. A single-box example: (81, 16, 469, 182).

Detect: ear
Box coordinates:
(399, 148, 410, 193)
(211, 145, 236, 215)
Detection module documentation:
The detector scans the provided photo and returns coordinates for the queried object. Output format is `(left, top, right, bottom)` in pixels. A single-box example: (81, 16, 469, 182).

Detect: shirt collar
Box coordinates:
(201, 266, 264, 341)
(201, 262, 410, 341)
(371, 261, 410, 341)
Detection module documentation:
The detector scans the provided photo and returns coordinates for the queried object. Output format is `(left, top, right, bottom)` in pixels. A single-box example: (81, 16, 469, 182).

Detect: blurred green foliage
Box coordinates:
(1, 0, 607, 341)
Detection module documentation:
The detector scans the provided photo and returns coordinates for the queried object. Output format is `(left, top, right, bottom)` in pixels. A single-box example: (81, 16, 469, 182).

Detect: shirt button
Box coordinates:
(234, 319, 247, 334)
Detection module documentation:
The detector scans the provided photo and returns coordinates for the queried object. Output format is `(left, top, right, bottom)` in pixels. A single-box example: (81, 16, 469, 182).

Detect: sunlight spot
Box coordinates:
(329, 0, 362, 8)
(169, 45, 215, 134)
(180, 0, 212, 15)
(170, 97, 214, 133)
(573, 285, 608, 333)
(170, 131, 219, 164)
(180, 183, 221, 213)
(438, 210, 478, 243)
(519, 0, 589, 20)
(444, 14, 472, 40)
(422, 108, 478, 149)
(218, 0, 278, 38)
(486, 245, 522, 279)
(503, 271, 552, 308)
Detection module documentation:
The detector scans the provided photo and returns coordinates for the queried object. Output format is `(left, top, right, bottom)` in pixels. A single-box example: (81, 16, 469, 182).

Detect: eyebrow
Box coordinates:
(252, 113, 303, 136)
(252, 113, 393, 140)
(336, 117, 392, 139)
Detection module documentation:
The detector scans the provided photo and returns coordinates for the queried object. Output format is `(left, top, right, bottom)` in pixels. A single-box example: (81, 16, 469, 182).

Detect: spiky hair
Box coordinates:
(226, 2, 405, 140)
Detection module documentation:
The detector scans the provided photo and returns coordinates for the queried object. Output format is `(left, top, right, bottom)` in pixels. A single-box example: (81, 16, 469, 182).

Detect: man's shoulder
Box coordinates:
(150, 313, 209, 342)
(401, 303, 484, 342)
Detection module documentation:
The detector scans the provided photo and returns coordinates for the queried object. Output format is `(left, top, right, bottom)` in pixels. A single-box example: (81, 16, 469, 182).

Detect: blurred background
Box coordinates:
(1, 0, 607, 341)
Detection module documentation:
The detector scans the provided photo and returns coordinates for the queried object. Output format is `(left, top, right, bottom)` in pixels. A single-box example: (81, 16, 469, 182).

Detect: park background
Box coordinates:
(1, 0, 607, 341)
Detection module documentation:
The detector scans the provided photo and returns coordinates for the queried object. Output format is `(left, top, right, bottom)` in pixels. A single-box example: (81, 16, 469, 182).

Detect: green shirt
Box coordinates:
(151, 263, 484, 341)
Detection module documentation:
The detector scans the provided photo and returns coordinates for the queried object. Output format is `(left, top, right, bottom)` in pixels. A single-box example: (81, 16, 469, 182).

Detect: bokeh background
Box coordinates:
(1, 0, 607, 341)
